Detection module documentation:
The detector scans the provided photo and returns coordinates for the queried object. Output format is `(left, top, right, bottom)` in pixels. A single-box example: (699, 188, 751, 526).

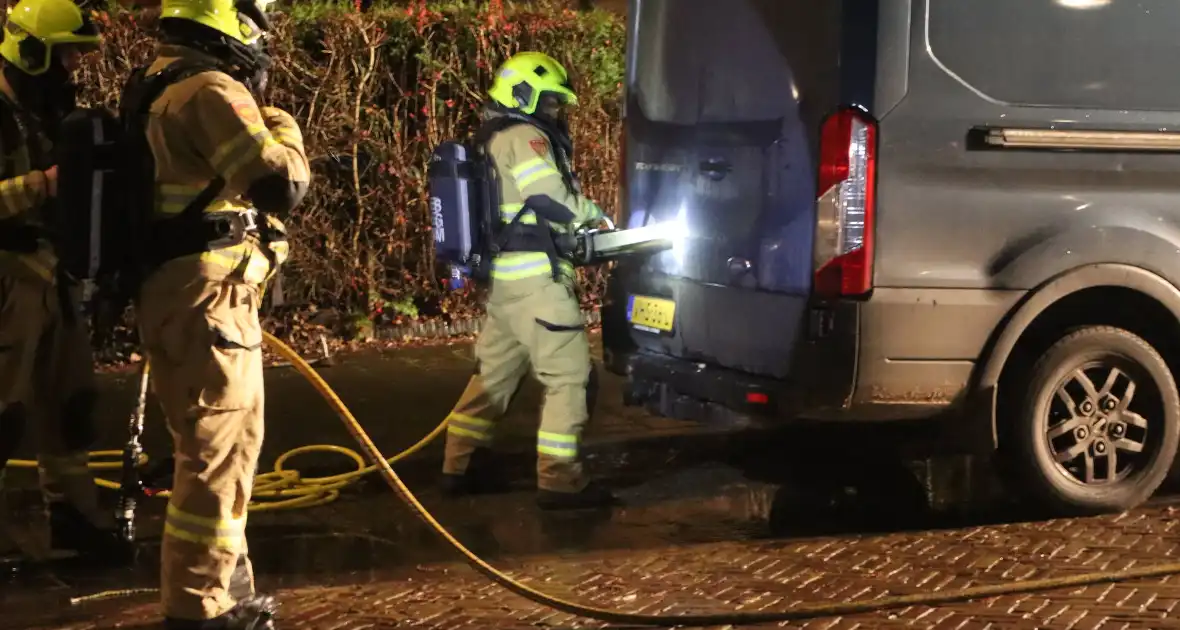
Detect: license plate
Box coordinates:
(627, 295, 676, 334)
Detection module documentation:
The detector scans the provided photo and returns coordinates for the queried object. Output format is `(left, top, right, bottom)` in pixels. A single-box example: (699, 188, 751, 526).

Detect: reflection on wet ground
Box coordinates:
(6, 337, 1174, 623)
(1, 432, 1040, 614)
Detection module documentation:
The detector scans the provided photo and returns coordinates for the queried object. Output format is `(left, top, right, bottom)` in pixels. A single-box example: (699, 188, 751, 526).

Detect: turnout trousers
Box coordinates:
(0, 271, 103, 524)
(137, 264, 264, 621)
(442, 274, 595, 493)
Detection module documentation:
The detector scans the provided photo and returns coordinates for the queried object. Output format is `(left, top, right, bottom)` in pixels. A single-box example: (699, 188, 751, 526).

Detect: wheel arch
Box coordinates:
(968, 264, 1180, 450)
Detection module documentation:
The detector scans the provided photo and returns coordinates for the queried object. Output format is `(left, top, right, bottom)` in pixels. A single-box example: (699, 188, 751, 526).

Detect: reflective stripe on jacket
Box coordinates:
(485, 118, 602, 282)
(143, 45, 309, 286)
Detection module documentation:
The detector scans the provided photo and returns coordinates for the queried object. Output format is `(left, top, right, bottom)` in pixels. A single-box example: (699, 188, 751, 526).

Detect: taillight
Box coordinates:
(813, 107, 877, 299)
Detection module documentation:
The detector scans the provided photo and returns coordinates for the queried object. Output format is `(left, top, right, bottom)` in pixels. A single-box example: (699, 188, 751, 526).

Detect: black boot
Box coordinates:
(0, 524, 21, 571)
(536, 481, 618, 511)
(440, 448, 511, 497)
(48, 503, 133, 563)
(165, 595, 278, 629)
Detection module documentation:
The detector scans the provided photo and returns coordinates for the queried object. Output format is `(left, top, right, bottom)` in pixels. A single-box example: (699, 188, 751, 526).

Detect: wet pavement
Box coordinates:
(6, 334, 1180, 628)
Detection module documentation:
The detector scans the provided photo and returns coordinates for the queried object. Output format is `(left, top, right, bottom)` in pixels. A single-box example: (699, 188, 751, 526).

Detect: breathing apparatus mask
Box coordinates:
(4, 46, 77, 128)
(0, 0, 101, 128)
(534, 92, 570, 138)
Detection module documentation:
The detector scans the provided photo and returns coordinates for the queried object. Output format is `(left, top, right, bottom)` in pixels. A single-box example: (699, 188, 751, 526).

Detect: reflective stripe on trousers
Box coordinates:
(140, 278, 265, 620)
(446, 415, 578, 461)
(537, 430, 577, 460)
(446, 412, 494, 442)
(164, 503, 246, 552)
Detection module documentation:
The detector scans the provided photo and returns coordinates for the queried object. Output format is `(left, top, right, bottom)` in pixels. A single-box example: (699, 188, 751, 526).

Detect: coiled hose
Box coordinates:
(5, 339, 446, 513)
(21, 332, 1180, 624)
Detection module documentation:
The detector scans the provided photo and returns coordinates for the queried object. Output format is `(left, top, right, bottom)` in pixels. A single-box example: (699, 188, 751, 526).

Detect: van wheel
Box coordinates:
(1003, 326, 1179, 515)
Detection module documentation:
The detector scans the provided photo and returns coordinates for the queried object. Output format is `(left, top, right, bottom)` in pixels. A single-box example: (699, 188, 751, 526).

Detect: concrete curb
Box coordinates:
(376, 309, 602, 341)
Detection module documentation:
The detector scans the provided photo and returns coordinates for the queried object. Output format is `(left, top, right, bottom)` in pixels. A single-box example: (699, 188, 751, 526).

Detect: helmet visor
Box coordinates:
(8, 11, 100, 75)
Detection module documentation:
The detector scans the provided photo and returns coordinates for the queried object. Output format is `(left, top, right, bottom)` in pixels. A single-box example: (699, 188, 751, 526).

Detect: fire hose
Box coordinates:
(9, 330, 1180, 624)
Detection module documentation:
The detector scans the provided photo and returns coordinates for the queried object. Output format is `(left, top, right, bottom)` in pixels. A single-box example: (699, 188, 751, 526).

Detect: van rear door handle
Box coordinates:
(699, 158, 732, 181)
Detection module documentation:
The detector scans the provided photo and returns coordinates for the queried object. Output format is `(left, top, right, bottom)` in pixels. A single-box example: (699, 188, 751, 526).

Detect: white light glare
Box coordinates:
(1055, 0, 1111, 9)
(664, 204, 689, 267)
(663, 204, 689, 242)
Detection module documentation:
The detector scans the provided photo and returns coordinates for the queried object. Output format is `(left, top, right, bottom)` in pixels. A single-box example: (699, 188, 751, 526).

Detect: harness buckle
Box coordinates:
(210, 208, 259, 244)
(240, 208, 259, 232)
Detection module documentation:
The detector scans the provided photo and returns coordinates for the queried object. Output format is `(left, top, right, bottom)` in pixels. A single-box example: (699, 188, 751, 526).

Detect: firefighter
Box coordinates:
(440, 52, 616, 511)
(129, 0, 309, 626)
(0, 0, 129, 561)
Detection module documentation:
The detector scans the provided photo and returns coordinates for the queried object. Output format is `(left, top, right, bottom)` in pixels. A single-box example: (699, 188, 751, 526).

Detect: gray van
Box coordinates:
(601, 0, 1180, 516)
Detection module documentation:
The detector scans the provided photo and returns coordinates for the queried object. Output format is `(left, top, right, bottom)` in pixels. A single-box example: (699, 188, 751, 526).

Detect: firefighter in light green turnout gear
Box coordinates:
(440, 51, 616, 511)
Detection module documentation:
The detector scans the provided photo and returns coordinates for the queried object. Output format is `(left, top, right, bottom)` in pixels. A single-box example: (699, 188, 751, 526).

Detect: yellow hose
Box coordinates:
(34, 332, 1180, 624)
(4, 336, 447, 513)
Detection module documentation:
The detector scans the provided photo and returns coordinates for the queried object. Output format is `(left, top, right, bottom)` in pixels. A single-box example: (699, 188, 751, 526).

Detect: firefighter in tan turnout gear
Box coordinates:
(440, 52, 617, 511)
(122, 0, 309, 626)
(0, 0, 132, 561)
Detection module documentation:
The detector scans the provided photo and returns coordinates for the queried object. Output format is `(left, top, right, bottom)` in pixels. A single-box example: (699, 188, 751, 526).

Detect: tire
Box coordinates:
(1001, 326, 1180, 515)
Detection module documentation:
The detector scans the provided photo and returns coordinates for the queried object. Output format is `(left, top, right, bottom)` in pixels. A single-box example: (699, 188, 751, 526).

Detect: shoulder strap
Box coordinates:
(122, 60, 228, 221)
(0, 91, 48, 172)
(121, 60, 223, 121)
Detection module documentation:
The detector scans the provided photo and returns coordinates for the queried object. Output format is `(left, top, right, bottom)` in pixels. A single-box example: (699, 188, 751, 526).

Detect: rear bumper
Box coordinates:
(616, 351, 785, 426)
(604, 279, 1022, 452)
(602, 269, 859, 425)
(609, 313, 858, 426)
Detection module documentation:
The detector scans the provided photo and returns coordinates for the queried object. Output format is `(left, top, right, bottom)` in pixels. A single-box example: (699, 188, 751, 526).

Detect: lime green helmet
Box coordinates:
(488, 51, 578, 116)
(160, 0, 274, 45)
(0, 0, 100, 76)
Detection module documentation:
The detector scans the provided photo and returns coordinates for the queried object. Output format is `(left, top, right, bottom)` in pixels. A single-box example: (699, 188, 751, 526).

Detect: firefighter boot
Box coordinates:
(48, 502, 133, 563)
(536, 481, 618, 511)
(439, 448, 511, 497)
(0, 506, 21, 569)
(164, 595, 279, 630)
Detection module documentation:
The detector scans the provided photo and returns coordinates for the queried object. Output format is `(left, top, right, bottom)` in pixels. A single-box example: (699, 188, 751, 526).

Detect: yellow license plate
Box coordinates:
(627, 295, 676, 333)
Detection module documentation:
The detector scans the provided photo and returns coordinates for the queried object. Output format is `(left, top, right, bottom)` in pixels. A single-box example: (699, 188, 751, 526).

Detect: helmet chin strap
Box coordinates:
(158, 17, 268, 86)
(235, 0, 271, 32)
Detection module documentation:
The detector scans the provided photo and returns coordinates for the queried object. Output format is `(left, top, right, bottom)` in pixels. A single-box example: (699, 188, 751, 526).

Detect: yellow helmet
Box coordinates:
(0, 0, 100, 76)
(160, 0, 274, 45)
(488, 51, 578, 116)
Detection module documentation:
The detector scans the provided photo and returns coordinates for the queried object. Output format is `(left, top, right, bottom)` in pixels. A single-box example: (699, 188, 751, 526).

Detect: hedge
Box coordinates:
(75, 0, 625, 341)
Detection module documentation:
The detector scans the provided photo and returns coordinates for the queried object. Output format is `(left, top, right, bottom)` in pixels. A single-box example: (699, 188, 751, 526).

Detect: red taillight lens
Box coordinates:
(813, 107, 877, 299)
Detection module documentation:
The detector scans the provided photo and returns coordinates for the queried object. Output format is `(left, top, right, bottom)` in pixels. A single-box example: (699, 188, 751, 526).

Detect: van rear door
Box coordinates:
(606, 0, 874, 382)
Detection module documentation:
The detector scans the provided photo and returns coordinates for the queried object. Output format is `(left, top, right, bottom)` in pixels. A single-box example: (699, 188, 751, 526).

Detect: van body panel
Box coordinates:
(876, 0, 1180, 292)
(605, 0, 1180, 434)
(853, 288, 1023, 407)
